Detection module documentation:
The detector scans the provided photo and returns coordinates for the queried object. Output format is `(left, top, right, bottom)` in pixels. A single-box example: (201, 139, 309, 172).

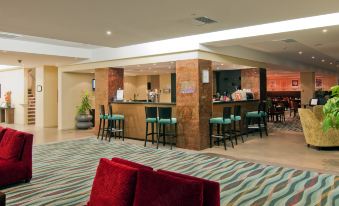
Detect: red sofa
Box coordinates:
(88, 158, 220, 206)
(0, 127, 33, 187)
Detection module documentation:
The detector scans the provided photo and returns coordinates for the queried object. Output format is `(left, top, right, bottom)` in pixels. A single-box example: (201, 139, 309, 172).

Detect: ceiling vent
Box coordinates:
(281, 38, 297, 43)
(0, 32, 22, 39)
(194, 16, 217, 24)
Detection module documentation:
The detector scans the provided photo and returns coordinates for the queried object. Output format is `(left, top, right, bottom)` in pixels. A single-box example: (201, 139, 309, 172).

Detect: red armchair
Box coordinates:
(0, 127, 33, 187)
(88, 158, 220, 206)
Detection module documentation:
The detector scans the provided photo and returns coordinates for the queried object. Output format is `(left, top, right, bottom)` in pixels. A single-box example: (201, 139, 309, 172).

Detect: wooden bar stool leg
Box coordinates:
(239, 120, 244, 143)
(222, 124, 227, 150)
(144, 122, 148, 147)
(162, 125, 166, 146)
(209, 123, 213, 148)
(97, 119, 102, 139)
(151, 123, 155, 144)
(106, 119, 110, 140)
(122, 120, 125, 141)
(101, 119, 106, 140)
(258, 117, 262, 138)
(233, 121, 238, 145)
(156, 123, 160, 149)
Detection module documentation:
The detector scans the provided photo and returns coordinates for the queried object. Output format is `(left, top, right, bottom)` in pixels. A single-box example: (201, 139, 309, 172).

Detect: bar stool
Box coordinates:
(156, 107, 177, 150)
(231, 105, 244, 144)
(209, 107, 234, 150)
(144, 107, 158, 147)
(245, 102, 268, 138)
(97, 105, 108, 140)
(107, 104, 125, 142)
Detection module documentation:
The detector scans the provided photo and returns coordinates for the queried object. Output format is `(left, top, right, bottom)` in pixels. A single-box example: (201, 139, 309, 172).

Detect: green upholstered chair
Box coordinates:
(156, 107, 177, 150)
(209, 107, 234, 150)
(106, 104, 125, 142)
(97, 105, 108, 140)
(245, 101, 268, 138)
(144, 107, 158, 147)
(231, 105, 244, 144)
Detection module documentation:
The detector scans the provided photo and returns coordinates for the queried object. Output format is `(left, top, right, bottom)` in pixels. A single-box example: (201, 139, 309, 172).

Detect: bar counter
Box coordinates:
(111, 102, 176, 140)
(111, 100, 258, 140)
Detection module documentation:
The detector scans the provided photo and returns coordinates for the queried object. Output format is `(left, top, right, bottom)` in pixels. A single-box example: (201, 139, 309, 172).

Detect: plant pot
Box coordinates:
(76, 114, 93, 129)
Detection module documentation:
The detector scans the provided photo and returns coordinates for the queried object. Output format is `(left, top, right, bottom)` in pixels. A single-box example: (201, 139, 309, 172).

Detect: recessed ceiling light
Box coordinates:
(221, 63, 224, 66)
(298, 51, 303, 55)
(330, 62, 333, 65)
(312, 56, 315, 59)
(106, 30, 112, 35)
(321, 59, 325, 62)
(322, 29, 328, 33)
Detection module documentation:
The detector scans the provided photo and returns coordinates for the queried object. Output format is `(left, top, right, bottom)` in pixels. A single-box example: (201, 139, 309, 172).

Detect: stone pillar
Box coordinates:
(94, 68, 124, 133)
(176, 59, 212, 150)
(300, 72, 315, 106)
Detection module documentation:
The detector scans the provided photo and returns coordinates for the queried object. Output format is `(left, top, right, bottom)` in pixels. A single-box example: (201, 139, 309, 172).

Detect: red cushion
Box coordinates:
(87, 158, 138, 206)
(0, 127, 7, 142)
(158, 170, 220, 206)
(0, 128, 25, 161)
(133, 170, 204, 206)
(111, 158, 153, 171)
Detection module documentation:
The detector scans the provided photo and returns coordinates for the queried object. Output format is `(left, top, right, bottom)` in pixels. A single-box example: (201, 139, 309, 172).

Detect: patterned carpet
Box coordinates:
(2, 138, 339, 206)
(270, 113, 303, 132)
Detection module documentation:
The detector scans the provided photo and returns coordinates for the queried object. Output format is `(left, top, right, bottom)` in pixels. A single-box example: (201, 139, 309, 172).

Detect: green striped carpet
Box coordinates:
(1, 138, 339, 206)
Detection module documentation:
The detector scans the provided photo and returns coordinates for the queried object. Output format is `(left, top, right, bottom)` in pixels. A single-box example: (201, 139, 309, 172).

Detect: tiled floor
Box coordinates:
(1, 122, 339, 176)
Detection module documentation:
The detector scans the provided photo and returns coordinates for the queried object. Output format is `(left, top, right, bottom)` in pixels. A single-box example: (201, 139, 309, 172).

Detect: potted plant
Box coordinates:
(4, 91, 12, 108)
(76, 92, 93, 129)
(322, 85, 339, 131)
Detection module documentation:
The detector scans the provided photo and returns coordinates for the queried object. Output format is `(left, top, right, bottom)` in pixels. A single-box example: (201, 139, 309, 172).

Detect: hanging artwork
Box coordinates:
(292, 80, 298, 87)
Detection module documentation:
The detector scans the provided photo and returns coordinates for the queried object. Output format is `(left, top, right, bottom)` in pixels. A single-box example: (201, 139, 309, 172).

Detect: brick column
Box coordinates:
(176, 59, 212, 150)
(94, 68, 124, 133)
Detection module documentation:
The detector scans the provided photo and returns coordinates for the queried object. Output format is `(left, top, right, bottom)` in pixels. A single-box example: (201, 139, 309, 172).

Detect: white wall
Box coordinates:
(35, 66, 58, 128)
(59, 72, 94, 130)
(0, 69, 26, 124)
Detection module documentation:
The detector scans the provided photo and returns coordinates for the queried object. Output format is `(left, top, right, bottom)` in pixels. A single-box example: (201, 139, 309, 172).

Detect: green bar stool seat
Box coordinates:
(107, 104, 125, 141)
(158, 118, 177, 124)
(156, 107, 177, 150)
(209, 107, 234, 150)
(145, 107, 158, 147)
(108, 114, 125, 120)
(245, 102, 268, 138)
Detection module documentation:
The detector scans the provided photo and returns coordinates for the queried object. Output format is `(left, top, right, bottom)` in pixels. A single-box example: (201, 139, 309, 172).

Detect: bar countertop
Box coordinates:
(112, 101, 176, 105)
(212, 99, 259, 104)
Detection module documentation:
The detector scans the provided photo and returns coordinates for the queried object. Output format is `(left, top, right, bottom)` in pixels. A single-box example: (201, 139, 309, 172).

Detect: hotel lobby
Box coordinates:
(0, 1, 339, 205)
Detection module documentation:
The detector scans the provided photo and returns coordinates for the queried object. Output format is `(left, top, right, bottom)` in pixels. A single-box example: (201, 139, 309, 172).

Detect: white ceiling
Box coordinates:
(0, 51, 85, 68)
(1, 0, 339, 47)
(206, 25, 339, 71)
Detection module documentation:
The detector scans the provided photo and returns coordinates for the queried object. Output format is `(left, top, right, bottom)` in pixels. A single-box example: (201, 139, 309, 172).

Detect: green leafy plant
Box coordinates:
(323, 85, 339, 131)
(77, 92, 92, 115)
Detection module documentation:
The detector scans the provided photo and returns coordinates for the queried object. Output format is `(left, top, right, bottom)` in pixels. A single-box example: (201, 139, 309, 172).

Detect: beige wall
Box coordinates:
(159, 74, 172, 103)
(124, 76, 137, 100)
(59, 72, 94, 130)
(0, 68, 26, 125)
(124, 74, 172, 102)
(35, 66, 58, 128)
(123, 75, 148, 100)
(300, 72, 315, 106)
